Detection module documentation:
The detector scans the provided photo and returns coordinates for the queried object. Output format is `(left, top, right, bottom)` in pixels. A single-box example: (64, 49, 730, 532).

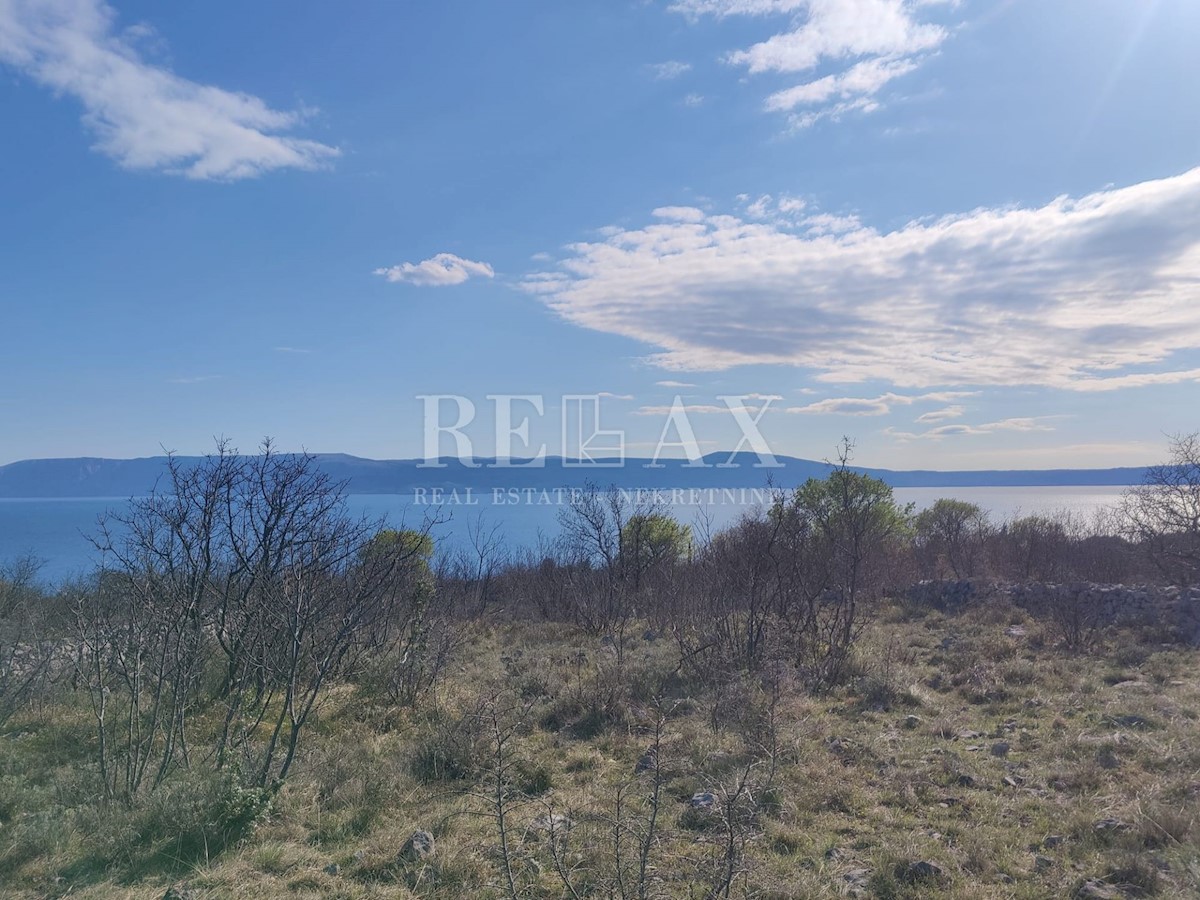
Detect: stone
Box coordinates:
(1106, 714, 1151, 729)
(955, 773, 977, 788)
(991, 741, 1011, 757)
(398, 830, 436, 863)
(842, 867, 871, 889)
(1096, 748, 1121, 770)
(895, 860, 944, 884)
(163, 888, 198, 900)
(323, 863, 340, 876)
(902, 715, 922, 729)
(1004, 625, 1027, 637)
(1034, 855, 1054, 871)
(531, 813, 573, 834)
(689, 791, 716, 810)
(1093, 817, 1130, 834)
(634, 749, 657, 774)
(1074, 880, 1125, 899)
(1043, 834, 1065, 849)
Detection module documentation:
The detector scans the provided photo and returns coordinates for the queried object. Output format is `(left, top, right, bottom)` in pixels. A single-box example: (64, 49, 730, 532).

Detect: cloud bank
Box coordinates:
(0, 0, 339, 180)
(525, 168, 1200, 391)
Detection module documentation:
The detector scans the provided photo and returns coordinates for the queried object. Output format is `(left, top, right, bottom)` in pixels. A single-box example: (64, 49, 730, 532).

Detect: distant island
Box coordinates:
(0, 453, 1149, 498)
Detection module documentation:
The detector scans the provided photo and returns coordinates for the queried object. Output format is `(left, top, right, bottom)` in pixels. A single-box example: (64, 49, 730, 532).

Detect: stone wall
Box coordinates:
(906, 579, 1200, 644)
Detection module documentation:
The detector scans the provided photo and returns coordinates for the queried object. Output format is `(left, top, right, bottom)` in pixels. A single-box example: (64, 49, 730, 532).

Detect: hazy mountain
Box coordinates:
(0, 453, 1149, 499)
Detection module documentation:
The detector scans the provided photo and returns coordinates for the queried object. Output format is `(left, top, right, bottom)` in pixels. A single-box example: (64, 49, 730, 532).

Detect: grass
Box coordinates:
(1, 607, 1199, 898)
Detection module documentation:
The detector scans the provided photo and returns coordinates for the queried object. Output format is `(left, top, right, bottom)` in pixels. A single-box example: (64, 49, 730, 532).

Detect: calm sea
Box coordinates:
(0, 486, 1129, 587)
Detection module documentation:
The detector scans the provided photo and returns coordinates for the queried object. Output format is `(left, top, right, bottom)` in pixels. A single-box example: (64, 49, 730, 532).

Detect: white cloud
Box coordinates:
(524, 166, 1200, 391)
(0, 0, 339, 180)
(887, 416, 1061, 441)
(169, 375, 222, 384)
(656, 380, 697, 388)
(915, 405, 965, 423)
(652, 206, 708, 223)
(786, 390, 973, 416)
(374, 253, 495, 287)
(671, 0, 955, 126)
(648, 60, 692, 80)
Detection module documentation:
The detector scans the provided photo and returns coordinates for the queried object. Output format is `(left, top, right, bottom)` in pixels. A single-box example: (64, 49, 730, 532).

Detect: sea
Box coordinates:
(0, 486, 1130, 587)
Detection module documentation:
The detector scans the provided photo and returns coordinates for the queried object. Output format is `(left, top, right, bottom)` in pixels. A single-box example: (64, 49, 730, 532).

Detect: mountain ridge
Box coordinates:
(0, 454, 1149, 498)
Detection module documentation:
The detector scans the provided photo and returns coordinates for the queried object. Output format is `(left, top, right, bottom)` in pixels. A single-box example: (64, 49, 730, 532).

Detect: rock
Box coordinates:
(1096, 748, 1121, 770)
(642, 629, 659, 642)
(163, 888, 198, 900)
(1093, 817, 1130, 834)
(842, 867, 871, 891)
(991, 741, 1011, 757)
(1002, 776, 1020, 788)
(957, 730, 982, 740)
(1005, 625, 1027, 637)
(1074, 880, 1125, 899)
(398, 830, 436, 863)
(689, 791, 716, 810)
(1034, 854, 1054, 871)
(353, 849, 366, 862)
(531, 813, 573, 835)
(1043, 834, 1065, 849)
(323, 863, 340, 876)
(634, 749, 657, 774)
(955, 773, 977, 788)
(895, 860, 944, 884)
(902, 715, 922, 730)
(1105, 714, 1151, 729)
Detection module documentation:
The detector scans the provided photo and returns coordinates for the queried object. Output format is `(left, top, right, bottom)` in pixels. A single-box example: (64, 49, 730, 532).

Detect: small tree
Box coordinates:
(913, 498, 989, 579)
(775, 441, 911, 690)
(1121, 433, 1200, 586)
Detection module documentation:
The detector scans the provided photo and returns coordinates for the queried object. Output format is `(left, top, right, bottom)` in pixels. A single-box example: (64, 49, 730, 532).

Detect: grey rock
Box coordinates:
(1043, 834, 1065, 849)
(163, 888, 198, 900)
(398, 829, 436, 863)
(1093, 817, 1130, 834)
(634, 750, 657, 774)
(895, 860, 944, 884)
(689, 791, 716, 809)
(1034, 854, 1054, 871)
(991, 741, 1011, 757)
(1074, 880, 1125, 899)
(531, 813, 572, 834)
(323, 863, 340, 876)
(902, 715, 922, 729)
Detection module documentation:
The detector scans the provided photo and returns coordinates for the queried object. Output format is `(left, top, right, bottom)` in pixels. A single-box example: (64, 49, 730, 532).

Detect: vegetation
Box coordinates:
(0, 437, 1199, 898)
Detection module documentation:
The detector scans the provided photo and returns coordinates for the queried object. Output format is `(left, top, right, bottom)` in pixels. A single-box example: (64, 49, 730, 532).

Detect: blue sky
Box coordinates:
(2, 0, 1200, 469)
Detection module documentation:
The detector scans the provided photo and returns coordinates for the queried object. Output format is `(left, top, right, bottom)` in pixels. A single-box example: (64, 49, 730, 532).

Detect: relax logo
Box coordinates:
(416, 394, 782, 468)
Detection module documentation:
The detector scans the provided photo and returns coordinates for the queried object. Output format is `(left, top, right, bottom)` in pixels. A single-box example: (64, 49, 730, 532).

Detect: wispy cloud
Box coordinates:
(656, 380, 697, 388)
(786, 391, 973, 416)
(526, 167, 1200, 391)
(915, 405, 966, 423)
(0, 0, 339, 180)
(169, 375, 222, 385)
(374, 253, 495, 287)
(887, 416, 1062, 441)
(648, 60, 692, 80)
(670, 0, 956, 127)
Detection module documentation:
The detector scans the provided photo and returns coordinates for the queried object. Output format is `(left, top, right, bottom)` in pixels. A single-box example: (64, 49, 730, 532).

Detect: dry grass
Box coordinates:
(1, 609, 1199, 899)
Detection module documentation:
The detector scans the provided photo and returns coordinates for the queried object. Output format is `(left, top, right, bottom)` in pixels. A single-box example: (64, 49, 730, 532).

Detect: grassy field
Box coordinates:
(2, 596, 1199, 899)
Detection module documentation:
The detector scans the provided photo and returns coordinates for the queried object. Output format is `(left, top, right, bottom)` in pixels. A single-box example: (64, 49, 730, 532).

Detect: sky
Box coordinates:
(2, 0, 1200, 470)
